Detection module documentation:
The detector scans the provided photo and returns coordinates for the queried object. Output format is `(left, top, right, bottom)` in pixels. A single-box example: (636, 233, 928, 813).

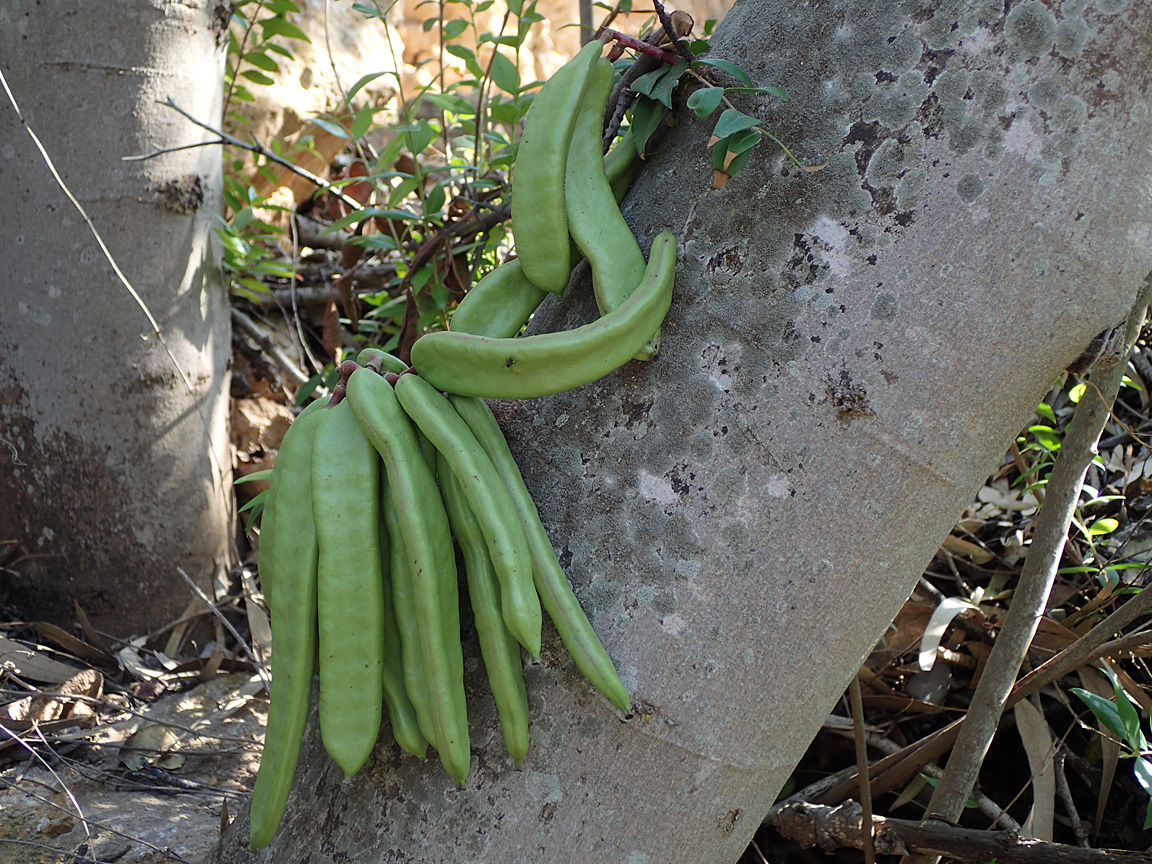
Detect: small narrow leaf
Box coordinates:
(489, 49, 520, 95)
(686, 87, 725, 119)
(711, 108, 760, 141)
(346, 71, 390, 105)
(692, 57, 752, 86)
(630, 96, 664, 159)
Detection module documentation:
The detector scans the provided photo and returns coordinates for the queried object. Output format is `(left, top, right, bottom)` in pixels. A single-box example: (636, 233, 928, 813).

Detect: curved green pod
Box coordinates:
(410, 231, 676, 399)
(345, 367, 471, 785)
(249, 402, 327, 849)
(450, 259, 548, 340)
(449, 395, 630, 712)
(438, 453, 530, 765)
(512, 41, 604, 294)
(376, 488, 429, 758)
(393, 373, 541, 657)
(565, 59, 647, 318)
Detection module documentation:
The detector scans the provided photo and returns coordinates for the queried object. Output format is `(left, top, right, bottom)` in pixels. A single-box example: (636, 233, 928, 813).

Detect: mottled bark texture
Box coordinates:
(0, 1, 232, 634)
(212, 1, 1152, 861)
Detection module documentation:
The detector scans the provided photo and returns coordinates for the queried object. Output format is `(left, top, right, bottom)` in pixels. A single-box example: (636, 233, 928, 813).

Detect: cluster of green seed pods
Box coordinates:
(249, 39, 676, 850)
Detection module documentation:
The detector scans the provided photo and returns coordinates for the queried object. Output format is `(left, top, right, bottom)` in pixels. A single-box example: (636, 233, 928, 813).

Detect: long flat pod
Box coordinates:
(512, 40, 604, 294)
(249, 401, 327, 849)
(345, 367, 471, 785)
(376, 484, 428, 758)
(381, 477, 438, 750)
(393, 373, 541, 657)
(438, 453, 530, 765)
(449, 258, 548, 340)
(565, 59, 647, 319)
(410, 231, 677, 399)
(449, 394, 631, 712)
(311, 400, 385, 779)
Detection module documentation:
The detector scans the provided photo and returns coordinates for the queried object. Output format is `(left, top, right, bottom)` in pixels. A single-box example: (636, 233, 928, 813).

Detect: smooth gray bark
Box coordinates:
(212, 1, 1152, 861)
(0, 1, 231, 634)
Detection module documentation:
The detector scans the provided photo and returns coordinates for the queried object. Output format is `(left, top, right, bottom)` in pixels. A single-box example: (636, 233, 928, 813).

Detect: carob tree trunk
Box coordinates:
(211, 2, 1152, 861)
(0, 0, 232, 635)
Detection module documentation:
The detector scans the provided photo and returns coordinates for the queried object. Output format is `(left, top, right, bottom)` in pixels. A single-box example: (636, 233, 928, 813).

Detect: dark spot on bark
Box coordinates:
(505, 356, 515, 368)
(149, 175, 205, 215)
(621, 395, 654, 429)
(823, 367, 875, 427)
(718, 809, 743, 834)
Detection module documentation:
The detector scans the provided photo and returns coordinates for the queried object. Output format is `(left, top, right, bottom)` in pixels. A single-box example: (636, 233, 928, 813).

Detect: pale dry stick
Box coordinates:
(912, 279, 1152, 857)
(813, 579, 1152, 811)
(176, 568, 270, 689)
(818, 722, 1021, 830)
(1054, 747, 1090, 848)
(849, 676, 876, 864)
(0, 70, 230, 503)
(231, 308, 310, 386)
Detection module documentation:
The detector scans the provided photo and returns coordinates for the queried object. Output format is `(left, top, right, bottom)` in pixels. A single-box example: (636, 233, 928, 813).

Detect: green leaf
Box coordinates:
(686, 86, 725, 119)
(726, 127, 762, 157)
(346, 71, 390, 105)
(352, 2, 386, 19)
(1027, 425, 1061, 451)
(311, 117, 349, 138)
(1069, 382, 1087, 403)
(424, 181, 447, 217)
(1086, 517, 1119, 537)
(265, 0, 301, 13)
(235, 469, 274, 485)
(388, 175, 421, 207)
(423, 91, 476, 116)
(446, 44, 484, 78)
(1098, 664, 1144, 749)
(406, 120, 439, 158)
(712, 108, 760, 140)
(1071, 687, 1130, 741)
(443, 18, 469, 39)
(631, 61, 686, 110)
(692, 57, 752, 86)
(243, 50, 279, 72)
(350, 107, 374, 140)
(232, 206, 255, 233)
(630, 95, 665, 158)
(488, 49, 520, 94)
(240, 69, 276, 86)
(1035, 402, 1056, 423)
(260, 17, 310, 42)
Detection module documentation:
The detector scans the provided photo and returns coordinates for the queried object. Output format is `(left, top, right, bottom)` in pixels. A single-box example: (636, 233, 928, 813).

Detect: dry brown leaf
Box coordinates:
(0, 636, 83, 683)
(941, 534, 995, 564)
(1013, 698, 1055, 840)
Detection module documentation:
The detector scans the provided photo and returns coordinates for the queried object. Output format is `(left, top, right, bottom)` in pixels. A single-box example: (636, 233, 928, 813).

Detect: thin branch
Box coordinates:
(142, 98, 362, 212)
(921, 278, 1152, 829)
(231, 308, 310, 386)
(774, 802, 1151, 864)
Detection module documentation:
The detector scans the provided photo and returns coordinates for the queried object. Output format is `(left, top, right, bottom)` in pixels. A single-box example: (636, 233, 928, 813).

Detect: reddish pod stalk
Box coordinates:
(598, 29, 681, 66)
